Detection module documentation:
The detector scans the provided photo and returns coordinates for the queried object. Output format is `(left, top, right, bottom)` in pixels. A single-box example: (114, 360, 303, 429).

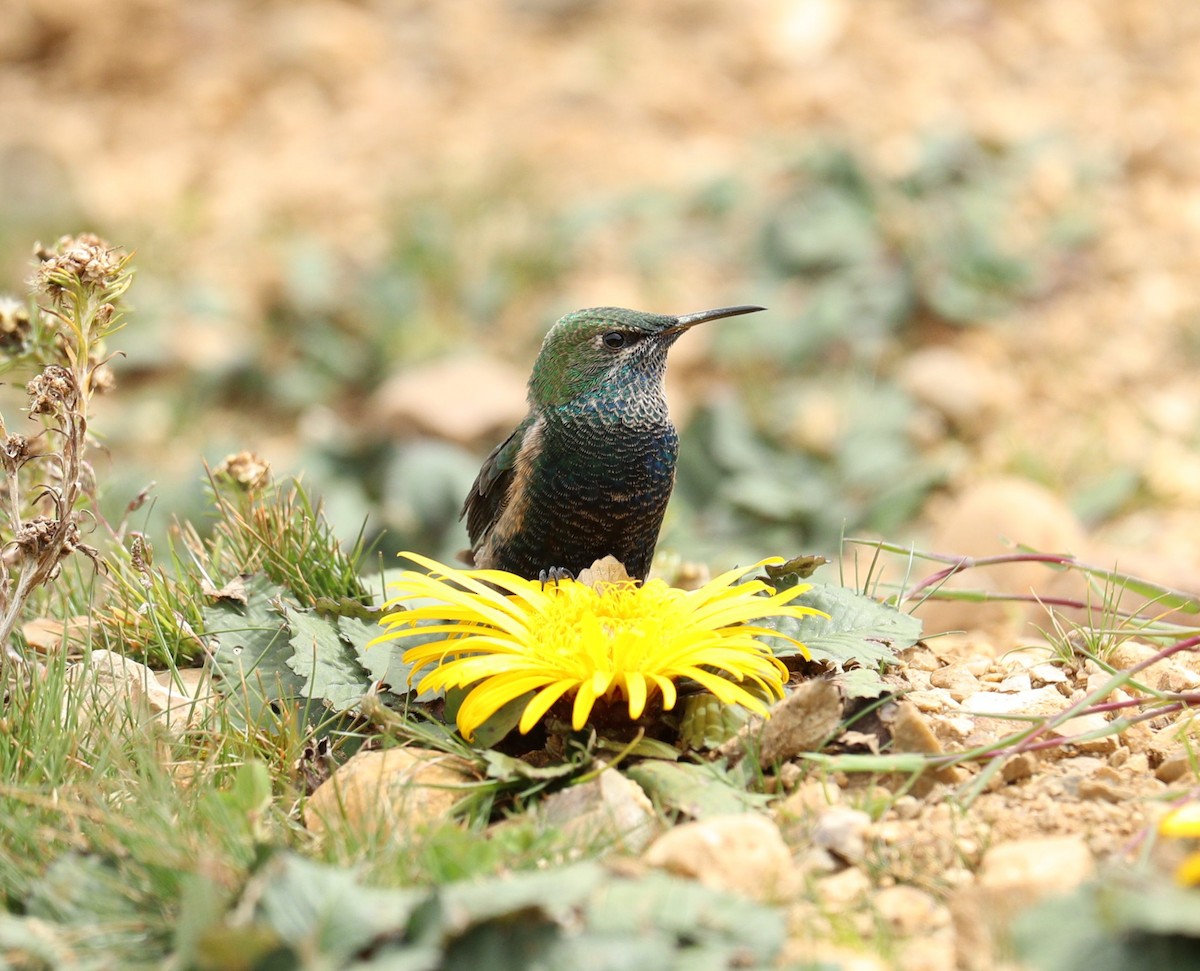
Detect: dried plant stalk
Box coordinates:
(0, 234, 131, 662)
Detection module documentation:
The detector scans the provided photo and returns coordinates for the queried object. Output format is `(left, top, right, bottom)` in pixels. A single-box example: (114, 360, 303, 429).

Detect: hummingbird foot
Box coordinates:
(538, 566, 575, 587)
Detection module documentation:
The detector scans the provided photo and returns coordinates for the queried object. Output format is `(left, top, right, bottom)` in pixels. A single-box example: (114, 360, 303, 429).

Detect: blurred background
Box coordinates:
(2, 0, 1199, 614)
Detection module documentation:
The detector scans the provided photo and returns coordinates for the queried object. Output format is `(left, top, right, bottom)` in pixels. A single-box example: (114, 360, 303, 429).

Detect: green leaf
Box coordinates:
(481, 750, 582, 783)
(313, 596, 382, 622)
(172, 872, 242, 971)
(1107, 881, 1200, 938)
(1014, 881, 1200, 971)
(438, 862, 606, 929)
(586, 869, 786, 964)
(283, 604, 370, 712)
(595, 736, 682, 760)
(228, 759, 273, 814)
(443, 686, 531, 747)
(257, 854, 425, 961)
(204, 574, 308, 721)
(230, 852, 788, 970)
(624, 761, 771, 818)
(26, 854, 142, 928)
(758, 582, 921, 667)
(195, 761, 276, 843)
(833, 666, 893, 700)
(677, 694, 753, 750)
(346, 948, 442, 971)
(0, 912, 107, 970)
(341, 615, 415, 697)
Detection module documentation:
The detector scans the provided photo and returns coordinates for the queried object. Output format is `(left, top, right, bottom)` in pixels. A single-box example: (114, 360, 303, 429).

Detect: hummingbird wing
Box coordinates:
(460, 417, 531, 548)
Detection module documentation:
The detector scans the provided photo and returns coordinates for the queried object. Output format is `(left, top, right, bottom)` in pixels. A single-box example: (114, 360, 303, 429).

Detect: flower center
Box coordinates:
(526, 579, 682, 674)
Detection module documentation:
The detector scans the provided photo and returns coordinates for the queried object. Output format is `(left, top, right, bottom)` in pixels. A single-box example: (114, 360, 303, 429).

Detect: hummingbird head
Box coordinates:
(528, 305, 764, 408)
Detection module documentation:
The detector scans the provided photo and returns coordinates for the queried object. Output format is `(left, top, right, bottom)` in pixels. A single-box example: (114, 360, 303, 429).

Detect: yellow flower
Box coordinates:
(1160, 803, 1200, 886)
(374, 553, 823, 741)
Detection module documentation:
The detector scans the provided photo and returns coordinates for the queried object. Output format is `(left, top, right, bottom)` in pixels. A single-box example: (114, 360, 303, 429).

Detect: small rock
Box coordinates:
(1111, 750, 1147, 773)
(978, 835, 1095, 895)
(929, 664, 979, 701)
(67, 650, 205, 735)
(1084, 671, 1115, 697)
(1155, 748, 1192, 784)
(1053, 712, 1118, 754)
(934, 715, 976, 740)
(538, 766, 660, 853)
(798, 846, 840, 874)
(997, 672, 1032, 693)
(888, 702, 965, 787)
(304, 747, 474, 837)
(812, 807, 872, 864)
(642, 813, 795, 901)
(758, 678, 844, 763)
(904, 689, 955, 713)
(903, 649, 943, 672)
(1106, 641, 1160, 670)
(1001, 752, 1037, 783)
(1077, 777, 1134, 803)
(777, 761, 803, 791)
(158, 666, 213, 700)
(1149, 725, 1185, 760)
(1053, 756, 1107, 787)
(1029, 662, 1068, 684)
(1156, 664, 1200, 693)
(778, 778, 843, 818)
(818, 865, 872, 907)
(890, 702, 944, 756)
(961, 685, 1064, 716)
(873, 884, 947, 936)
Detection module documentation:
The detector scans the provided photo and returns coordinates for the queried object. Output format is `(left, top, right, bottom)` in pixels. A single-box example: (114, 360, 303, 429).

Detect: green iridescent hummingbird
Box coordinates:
(462, 304, 765, 581)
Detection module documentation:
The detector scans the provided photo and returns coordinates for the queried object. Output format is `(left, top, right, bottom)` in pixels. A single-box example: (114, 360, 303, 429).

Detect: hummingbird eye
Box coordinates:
(601, 331, 627, 349)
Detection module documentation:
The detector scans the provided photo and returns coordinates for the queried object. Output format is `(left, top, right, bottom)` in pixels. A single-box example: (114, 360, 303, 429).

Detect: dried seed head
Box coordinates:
(0, 297, 31, 354)
(1, 434, 30, 474)
(130, 533, 153, 573)
(26, 365, 77, 417)
(34, 234, 125, 300)
(214, 451, 272, 492)
(4, 514, 97, 572)
(8, 516, 59, 561)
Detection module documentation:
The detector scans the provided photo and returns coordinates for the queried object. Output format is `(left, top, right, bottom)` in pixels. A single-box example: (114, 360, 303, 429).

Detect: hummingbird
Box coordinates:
(461, 305, 765, 582)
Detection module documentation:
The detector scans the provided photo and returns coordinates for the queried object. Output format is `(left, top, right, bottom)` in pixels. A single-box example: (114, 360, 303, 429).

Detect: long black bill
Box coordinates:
(662, 304, 766, 336)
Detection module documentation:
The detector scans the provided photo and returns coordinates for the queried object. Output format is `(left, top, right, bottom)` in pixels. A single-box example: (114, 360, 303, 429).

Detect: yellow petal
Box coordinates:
(518, 680, 579, 734)
(456, 674, 558, 739)
(1177, 852, 1200, 887)
(623, 673, 648, 719)
(648, 674, 677, 712)
(572, 677, 604, 730)
(1162, 803, 1200, 838)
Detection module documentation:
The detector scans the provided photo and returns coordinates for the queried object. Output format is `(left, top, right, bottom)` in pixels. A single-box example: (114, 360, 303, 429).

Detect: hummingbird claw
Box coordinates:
(538, 567, 575, 587)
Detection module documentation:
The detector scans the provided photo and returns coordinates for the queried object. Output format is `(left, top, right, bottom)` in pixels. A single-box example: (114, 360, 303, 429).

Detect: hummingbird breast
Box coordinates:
(478, 397, 680, 581)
